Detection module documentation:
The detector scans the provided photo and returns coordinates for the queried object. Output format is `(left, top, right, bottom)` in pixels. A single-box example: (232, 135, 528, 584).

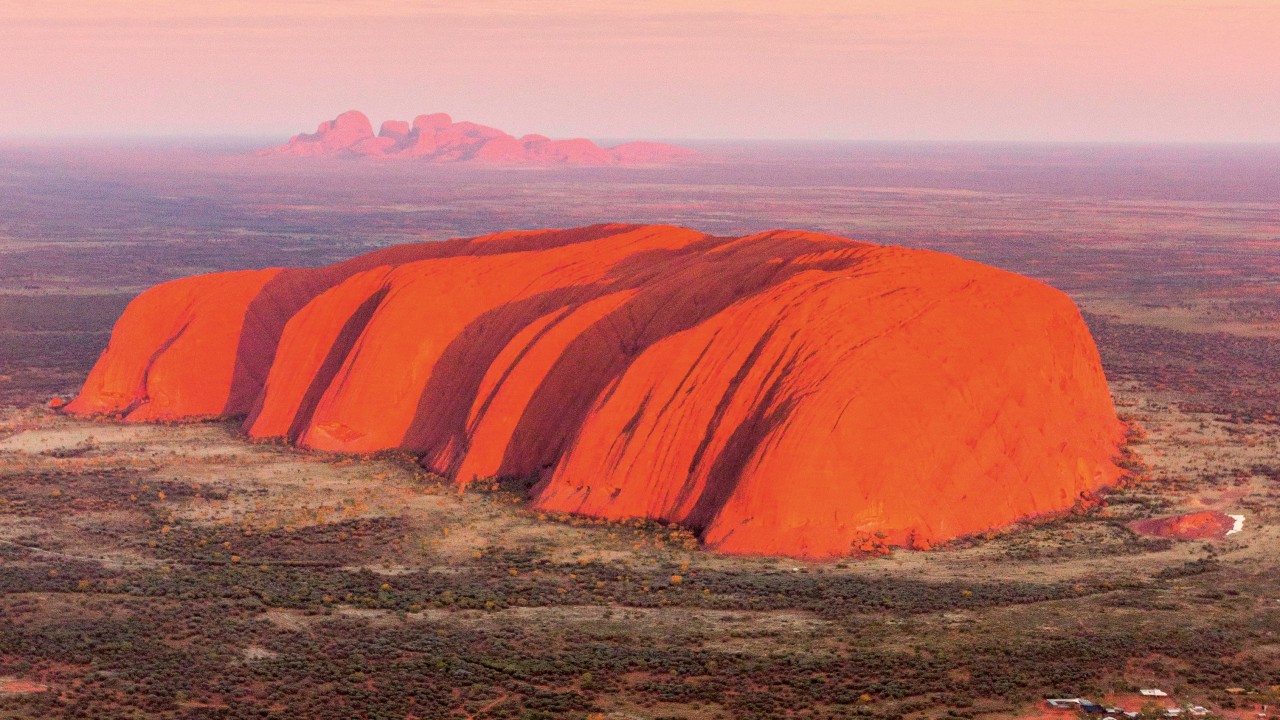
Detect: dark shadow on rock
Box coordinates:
(498, 232, 861, 490)
(399, 285, 613, 472)
(682, 349, 809, 534)
(224, 224, 635, 421)
(285, 286, 391, 442)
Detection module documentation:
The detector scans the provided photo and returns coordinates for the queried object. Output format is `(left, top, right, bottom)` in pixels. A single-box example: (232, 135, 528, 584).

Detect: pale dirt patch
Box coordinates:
(241, 645, 280, 661)
(0, 423, 136, 455)
(259, 603, 836, 655)
(1079, 297, 1280, 339)
(334, 606, 410, 626)
(260, 608, 317, 632)
(0, 533, 166, 570)
(341, 563, 416, 575)
(0, 677, 49, 694)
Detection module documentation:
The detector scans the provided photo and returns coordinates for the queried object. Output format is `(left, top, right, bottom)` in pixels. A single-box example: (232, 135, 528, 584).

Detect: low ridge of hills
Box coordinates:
(258, 110, 698, 165)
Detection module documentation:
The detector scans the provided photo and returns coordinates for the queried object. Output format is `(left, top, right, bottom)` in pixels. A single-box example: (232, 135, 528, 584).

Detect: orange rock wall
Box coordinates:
(70, 224, 1126, 558)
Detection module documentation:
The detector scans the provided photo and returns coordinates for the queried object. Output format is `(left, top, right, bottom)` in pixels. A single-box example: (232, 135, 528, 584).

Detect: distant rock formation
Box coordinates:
(69, 224, 1126, 558)
(258, 111, 698, 165)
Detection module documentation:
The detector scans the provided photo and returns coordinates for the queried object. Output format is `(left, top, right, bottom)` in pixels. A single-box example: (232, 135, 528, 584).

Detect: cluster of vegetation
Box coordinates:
(0, 294, 134, 407)
(3, 463, 1279, 720)
(1086, 313, 1280, 425)
(3, 537, 1278, 720)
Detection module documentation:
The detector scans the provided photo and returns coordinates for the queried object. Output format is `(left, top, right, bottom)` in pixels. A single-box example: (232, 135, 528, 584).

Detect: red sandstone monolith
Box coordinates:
(69, 224, 1126, 558)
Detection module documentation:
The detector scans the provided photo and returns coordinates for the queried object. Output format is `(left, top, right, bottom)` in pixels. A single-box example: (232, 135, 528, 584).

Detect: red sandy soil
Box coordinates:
(68, 224, 1125, 558)
(1129, 511, 1238, 540)
(0, 678, 49, 694)
(259, 110, 697, 166)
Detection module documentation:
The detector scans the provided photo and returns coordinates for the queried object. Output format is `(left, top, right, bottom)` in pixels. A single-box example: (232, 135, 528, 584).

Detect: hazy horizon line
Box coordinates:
(4, 133, 1280, 148)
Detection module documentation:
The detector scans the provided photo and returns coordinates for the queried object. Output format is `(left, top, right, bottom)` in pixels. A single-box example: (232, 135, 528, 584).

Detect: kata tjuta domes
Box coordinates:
(258, 110, 698, 165)
(69, 224, 1126, 558)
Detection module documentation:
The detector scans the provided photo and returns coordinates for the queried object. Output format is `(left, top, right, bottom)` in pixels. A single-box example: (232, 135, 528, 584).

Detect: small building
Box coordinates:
(1142, 689, 1170, 698)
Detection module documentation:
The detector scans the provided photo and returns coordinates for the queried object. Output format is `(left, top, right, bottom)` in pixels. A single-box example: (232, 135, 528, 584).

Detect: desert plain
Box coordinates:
(1, 141, 1278, 719)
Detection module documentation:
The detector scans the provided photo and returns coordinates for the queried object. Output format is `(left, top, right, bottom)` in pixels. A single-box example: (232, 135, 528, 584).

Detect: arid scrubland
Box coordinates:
(1, 144, 1277, 718)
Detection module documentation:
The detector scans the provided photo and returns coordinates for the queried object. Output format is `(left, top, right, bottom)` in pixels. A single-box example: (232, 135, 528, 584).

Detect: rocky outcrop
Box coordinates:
(1130, 511, 1238, 540)
(259, 111, 697, 165)
(69, 224, 1126, 558)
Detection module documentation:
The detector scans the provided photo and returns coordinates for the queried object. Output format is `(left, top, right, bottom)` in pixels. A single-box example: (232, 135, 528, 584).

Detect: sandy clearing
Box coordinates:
(0, 677, 49, 694)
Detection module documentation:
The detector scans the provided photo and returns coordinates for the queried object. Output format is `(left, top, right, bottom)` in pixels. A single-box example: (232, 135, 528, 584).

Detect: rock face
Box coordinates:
(69, 224, 1126, 558)
(259, 111, 698, 165)
(1130, 511, 1237, 540)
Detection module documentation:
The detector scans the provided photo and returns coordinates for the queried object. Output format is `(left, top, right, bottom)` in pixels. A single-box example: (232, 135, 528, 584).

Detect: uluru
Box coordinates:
(258, 111, 698, 165)
(68, 224, 1126, 558)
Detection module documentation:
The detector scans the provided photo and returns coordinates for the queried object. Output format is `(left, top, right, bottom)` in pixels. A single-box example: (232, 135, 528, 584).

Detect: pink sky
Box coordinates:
(1, 0, 1277, 141)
